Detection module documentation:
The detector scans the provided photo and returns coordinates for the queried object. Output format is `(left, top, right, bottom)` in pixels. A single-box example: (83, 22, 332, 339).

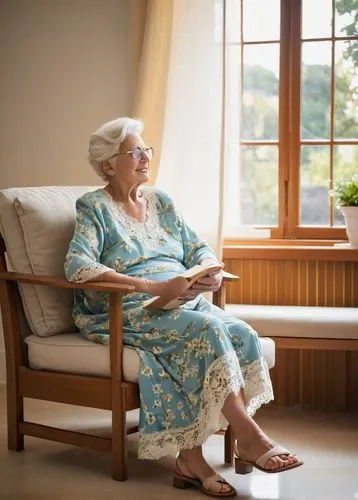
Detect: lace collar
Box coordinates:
(100, 188, 167, 251)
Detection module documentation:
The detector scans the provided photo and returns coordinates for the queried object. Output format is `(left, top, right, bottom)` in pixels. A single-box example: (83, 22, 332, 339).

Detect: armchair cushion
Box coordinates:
(0, 186, 100, 337)
(25, 333, 141, 381)
(25, 333, 276, 379)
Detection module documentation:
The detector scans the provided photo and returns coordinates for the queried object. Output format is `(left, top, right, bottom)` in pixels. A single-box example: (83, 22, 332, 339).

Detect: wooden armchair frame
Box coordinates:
(0, 234, 235, 481)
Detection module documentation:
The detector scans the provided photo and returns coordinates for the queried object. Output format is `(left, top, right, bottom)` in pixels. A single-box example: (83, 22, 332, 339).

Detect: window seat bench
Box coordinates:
(225, 304, 358, 351)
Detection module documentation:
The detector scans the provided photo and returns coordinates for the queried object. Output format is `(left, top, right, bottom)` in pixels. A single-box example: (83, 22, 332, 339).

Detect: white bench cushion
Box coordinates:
(25, 333, 275, 381)
(225, 304, 358, 340)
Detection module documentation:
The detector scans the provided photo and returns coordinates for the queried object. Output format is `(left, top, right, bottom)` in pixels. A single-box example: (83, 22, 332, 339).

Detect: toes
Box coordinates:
(269, 456, 291, 470)
(271, 454, 299, 469)
(269, 457, 282, 470)
(281, 454, 299, 465)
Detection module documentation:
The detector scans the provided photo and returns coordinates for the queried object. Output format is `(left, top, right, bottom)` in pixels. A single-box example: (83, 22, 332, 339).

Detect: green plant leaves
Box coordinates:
(335, 177, 358, 206)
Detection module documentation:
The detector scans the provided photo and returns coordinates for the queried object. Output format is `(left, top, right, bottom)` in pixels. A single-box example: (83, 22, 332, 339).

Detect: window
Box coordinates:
(224, 0, 358, 240)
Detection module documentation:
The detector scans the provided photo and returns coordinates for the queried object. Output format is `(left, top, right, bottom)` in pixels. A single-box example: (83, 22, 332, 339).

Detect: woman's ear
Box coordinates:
(102, 161, 116, 176)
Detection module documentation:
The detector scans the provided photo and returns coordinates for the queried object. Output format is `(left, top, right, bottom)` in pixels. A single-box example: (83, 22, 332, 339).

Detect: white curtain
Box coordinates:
(132, 1, 242, 254)
(156, 0, 227, 257)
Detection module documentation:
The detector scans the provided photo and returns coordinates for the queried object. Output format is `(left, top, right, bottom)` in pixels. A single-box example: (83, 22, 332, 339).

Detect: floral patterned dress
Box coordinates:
(64, 187, 273, 459)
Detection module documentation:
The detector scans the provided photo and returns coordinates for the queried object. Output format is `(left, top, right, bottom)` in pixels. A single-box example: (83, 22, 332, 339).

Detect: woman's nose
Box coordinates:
(141, 151, 151, 161)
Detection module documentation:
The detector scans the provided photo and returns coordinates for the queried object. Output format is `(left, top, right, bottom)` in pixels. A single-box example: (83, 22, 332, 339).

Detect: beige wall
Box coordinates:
(0, 0, 131, 188)
(0, 0, 132, 379)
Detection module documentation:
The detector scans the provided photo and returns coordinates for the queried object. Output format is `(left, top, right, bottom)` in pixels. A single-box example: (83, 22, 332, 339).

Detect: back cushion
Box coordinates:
(0, 186, 101, 337)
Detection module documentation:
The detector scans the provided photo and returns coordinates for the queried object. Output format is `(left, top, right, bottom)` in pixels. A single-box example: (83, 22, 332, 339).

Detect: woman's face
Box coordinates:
(109, 133, 152, 186)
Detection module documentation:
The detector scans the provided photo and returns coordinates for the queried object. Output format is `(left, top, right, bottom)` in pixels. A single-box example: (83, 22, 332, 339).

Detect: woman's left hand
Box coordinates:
(179, 260, 223, 299)
(192, 269, 223, 292)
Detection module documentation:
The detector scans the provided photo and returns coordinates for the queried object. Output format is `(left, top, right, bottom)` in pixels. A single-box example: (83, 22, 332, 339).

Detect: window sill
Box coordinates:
(223, 238, 348, 247)
(223, 244, 358, 262)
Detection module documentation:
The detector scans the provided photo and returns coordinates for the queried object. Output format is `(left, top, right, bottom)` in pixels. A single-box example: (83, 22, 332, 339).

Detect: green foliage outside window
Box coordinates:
(336, 0, 358, 64)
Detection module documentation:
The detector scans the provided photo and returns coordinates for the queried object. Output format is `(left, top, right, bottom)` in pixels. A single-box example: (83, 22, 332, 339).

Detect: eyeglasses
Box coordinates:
(110, 146, 154, 162)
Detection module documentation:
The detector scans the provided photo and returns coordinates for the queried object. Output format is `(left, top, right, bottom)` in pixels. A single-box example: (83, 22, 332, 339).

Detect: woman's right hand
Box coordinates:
(147, 277, 190, 300)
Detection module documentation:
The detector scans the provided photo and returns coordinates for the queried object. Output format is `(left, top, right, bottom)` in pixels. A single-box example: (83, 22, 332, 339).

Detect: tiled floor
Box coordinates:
(0, 384, 357, 500)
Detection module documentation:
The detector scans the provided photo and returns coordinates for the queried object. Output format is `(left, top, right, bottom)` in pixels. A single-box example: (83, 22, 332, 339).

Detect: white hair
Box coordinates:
(87, 117, 144, 180)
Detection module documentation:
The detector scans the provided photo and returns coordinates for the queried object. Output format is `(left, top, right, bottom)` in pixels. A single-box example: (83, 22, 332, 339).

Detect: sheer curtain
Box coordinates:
(131, 0, 174, 181)
(132, 0, 230, 257)
(157, 0, 227, 256)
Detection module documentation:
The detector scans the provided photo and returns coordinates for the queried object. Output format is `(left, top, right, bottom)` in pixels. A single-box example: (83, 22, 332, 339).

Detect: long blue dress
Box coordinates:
(64, 187, 273, 459)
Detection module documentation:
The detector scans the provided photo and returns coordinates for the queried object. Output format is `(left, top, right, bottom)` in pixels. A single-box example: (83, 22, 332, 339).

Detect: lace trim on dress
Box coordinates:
(242, 355, 274, 416)
(102, 189, 167, 252)
(138, 353, 273, 460)
(69, 263, 112, 283)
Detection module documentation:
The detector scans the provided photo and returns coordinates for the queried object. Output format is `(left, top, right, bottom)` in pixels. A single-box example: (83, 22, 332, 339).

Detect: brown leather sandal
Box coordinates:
(173, 460, 236, 498)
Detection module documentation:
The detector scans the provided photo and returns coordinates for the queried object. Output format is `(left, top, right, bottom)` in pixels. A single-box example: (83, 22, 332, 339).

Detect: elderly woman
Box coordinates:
(65, 117, 302, 497)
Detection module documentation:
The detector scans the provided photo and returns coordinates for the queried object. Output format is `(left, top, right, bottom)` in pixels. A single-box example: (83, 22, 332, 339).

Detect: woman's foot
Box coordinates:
(234, 433, 303, 473)
(222, 390, 302, 474)
(173, 447, 236, 497)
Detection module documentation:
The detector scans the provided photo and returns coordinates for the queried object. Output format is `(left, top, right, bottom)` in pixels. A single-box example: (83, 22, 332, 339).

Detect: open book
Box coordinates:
(142, 262, 225, 310)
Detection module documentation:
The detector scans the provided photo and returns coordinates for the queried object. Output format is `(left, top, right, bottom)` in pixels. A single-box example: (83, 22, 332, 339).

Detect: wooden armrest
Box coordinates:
(222, 271, 239, 281)
(0, 271, 135, 294)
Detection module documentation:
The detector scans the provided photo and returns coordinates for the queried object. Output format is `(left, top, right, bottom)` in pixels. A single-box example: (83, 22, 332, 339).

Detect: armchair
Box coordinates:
(0, 186, 275, 481)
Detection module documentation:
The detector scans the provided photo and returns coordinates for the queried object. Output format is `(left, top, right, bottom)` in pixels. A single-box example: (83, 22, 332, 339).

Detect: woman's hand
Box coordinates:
(193, 269, 223, 292)
(146, 277, 190, 299)
(179, 259, 223, 299)
(141, 258, 223, 302)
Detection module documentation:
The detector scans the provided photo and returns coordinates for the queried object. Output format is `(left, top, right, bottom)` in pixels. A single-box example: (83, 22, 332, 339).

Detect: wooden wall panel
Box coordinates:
(224, 257, 358, 412)
(225, 259, 357, 307)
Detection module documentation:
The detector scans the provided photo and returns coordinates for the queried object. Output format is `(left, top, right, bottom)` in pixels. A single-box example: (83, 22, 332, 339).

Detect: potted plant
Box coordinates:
(335, 175, 358, 247)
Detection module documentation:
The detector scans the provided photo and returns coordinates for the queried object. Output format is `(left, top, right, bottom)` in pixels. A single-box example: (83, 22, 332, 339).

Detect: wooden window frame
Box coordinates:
(233, 0, 358, 244)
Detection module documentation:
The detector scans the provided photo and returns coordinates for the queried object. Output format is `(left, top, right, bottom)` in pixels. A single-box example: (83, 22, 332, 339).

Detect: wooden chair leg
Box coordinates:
(224, 425, 234, 464)
(7, 389, 24, 451)
(109, 295, 128, 481)
(111, 405, 128, 481)
(111, 383, 128, 481)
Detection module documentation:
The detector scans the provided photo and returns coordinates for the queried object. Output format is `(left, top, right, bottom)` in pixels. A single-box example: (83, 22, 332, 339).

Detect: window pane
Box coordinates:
(300, 146, 330, 225)
(301, 42, 332, 139)
(302, 0, 332, 39)
(243, 0, 280, 42)
(242, 44, 279, 140)
(335, 0, 358, 37)
(240, 146, 278, 225)
(335, 41, 358, 139)
(333, 145, 358, 225)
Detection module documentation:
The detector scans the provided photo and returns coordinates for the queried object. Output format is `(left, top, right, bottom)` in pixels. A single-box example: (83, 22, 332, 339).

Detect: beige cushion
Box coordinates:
(0, 186, 101, 336)
(225, 304, 358, 340)
(25, 333, 141, 382)
(25, 333, 275, 379)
